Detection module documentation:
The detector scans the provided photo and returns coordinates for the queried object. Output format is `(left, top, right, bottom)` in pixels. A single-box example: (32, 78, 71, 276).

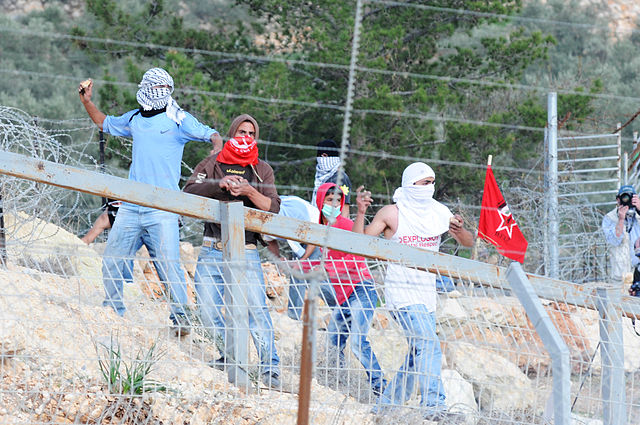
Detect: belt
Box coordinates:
(202, 237, 256, 250)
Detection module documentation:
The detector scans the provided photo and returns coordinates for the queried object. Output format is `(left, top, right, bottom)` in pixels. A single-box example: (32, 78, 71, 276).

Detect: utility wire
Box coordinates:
(1, 68, 616, 137)
(3, 25, 640, 103)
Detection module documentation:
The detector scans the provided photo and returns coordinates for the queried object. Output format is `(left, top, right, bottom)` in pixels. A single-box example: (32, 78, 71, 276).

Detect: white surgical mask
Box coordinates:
(322, 204, 341, 219)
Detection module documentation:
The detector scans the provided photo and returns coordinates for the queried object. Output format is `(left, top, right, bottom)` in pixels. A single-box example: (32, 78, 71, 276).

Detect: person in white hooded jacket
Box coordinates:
(353, 162, 474, 421)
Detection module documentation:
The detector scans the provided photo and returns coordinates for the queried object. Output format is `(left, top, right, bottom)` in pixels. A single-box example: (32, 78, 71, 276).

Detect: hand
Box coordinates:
(356, 185, 372, 213)
(449, 214, 464, 232)
(228, 178, 253, 197)
(78, 79, 93, 104)
(219, 175, 243, 190)
(632, 194, 640, 210)
(618, 205, 630, 220)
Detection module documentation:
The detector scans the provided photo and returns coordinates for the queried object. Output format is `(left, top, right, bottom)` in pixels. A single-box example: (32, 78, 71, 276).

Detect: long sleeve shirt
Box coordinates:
(103, 109, 217, 193)
(183, 154, 280, 244)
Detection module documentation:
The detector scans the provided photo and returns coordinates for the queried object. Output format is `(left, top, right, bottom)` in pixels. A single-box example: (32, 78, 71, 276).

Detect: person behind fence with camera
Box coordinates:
(78, 68, 223, 337)
(183, 114, 283, 389)
(601, 184, 640, 296)
(353, 162, 474, 421)
(299, 182, 387, 397)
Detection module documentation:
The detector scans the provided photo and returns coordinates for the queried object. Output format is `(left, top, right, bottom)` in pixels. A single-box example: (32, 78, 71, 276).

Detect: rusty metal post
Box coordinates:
(220, 201, 251, 390)
(297, 291, 316, 425)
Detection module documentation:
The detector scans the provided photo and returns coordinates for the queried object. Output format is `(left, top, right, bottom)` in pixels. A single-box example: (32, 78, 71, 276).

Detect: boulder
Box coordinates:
(263, 262, 289, 313)
(442, 369, 478, 423)
(445, 342, 534, 413)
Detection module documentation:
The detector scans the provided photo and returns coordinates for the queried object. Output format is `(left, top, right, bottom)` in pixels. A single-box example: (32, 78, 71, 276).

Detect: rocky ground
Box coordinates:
(0, 212, 638, 424)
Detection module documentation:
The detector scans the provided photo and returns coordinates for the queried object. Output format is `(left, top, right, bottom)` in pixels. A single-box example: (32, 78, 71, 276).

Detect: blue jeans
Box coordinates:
(287, 247, 338, 320)
(379, 304, 446, 408)
(121, 235, 147, 284)
(435, 276, 455, 293)
(194, 246, 280, 376)
(101, 204, 188, 321)
(328, 282, 386, 393)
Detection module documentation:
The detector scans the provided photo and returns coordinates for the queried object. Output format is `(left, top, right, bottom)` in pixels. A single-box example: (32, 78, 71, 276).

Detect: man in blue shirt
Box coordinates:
(79, 68, 223, 335)
(602, 185, 640, 295)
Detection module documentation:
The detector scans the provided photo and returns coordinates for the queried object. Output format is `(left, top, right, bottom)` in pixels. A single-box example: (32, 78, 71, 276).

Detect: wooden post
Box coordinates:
(297, 295, 315, 425)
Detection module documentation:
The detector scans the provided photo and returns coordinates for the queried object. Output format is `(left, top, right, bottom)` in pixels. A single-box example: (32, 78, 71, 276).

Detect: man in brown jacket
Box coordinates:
(183, 114, 282, 389)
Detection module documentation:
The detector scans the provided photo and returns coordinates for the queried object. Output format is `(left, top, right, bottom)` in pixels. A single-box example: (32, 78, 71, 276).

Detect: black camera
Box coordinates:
(620, 193, 634, 208)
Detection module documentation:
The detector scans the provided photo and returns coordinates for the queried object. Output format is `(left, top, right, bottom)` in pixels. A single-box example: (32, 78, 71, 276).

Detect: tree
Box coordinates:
(70, 0, 561, 205)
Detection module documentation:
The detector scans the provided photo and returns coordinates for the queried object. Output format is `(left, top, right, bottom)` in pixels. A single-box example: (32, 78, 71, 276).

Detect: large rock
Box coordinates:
(445, 342, 534, 413)
(448, 296, 593, 376)
(576, 306, 640, 373)
(442, 369, 478, 423)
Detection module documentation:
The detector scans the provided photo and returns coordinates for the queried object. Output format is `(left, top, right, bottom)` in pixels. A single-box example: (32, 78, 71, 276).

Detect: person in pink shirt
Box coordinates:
(300, 182, 386, 396)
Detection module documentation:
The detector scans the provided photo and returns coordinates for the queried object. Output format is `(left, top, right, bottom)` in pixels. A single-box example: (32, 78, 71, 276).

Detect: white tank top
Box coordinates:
(384, 209, 442, 312)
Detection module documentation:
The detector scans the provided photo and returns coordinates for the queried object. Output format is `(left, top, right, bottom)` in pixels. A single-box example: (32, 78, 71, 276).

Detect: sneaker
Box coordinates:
(171, 314, 191, 337)
(261, 371, 281, 389)
(371, 379, 388, 397)
(208, 356, 227, 371)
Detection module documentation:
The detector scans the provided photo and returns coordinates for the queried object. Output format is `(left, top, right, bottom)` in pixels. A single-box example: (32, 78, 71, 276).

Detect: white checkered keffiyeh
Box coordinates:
(136, 67, 186, 125)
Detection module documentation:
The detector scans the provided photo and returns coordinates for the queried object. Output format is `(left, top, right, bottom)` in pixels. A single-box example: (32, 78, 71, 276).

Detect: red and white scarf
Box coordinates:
(217, 135, 259, 167)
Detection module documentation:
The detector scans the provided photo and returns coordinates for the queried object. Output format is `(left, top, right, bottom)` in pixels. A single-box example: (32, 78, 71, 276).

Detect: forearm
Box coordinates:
(615, 219, 625, 238)
(82, 100, 106, 130)
(453, 228, 476, 247)
(247, 187, 272, 211)
(267, 240, 281, 258)
(210, 132, 223, 153)
(183, 179, 224, 198)
(353, 210, 366, 234)
(300, 244, 316, 260)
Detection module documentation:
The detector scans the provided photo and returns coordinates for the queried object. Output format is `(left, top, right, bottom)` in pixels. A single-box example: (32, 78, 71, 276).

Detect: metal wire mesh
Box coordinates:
(0, 216, 639, 424)
(0, 94, 638, 425)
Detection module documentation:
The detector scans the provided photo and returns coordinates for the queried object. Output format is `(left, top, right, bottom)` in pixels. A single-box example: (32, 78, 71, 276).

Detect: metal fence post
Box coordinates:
(0, 191, 6, 267)
(547, 92, 559, 278)
(220, 201, 251, 390)
(596, 287, 626, 425)
(624, 152, 629, 185)
(506, 262, 570, 425)
(616, 123, 622, 188)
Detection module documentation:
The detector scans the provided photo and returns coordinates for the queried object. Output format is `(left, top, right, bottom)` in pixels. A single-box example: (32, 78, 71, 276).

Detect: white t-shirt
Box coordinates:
(384, 205, 452, 312)
(262, 196, 320, 258)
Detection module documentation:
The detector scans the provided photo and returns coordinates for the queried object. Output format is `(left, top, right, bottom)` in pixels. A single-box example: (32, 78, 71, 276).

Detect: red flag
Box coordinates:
(479, 165, 528, 263)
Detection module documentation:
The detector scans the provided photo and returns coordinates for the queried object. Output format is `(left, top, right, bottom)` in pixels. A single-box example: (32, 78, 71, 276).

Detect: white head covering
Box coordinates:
(136, 67, 186, 125)
(392, 162, 452, 238)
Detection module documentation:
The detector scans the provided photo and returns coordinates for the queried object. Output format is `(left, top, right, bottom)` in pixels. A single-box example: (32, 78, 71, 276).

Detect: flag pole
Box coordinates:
(473, 155, 493, 261)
